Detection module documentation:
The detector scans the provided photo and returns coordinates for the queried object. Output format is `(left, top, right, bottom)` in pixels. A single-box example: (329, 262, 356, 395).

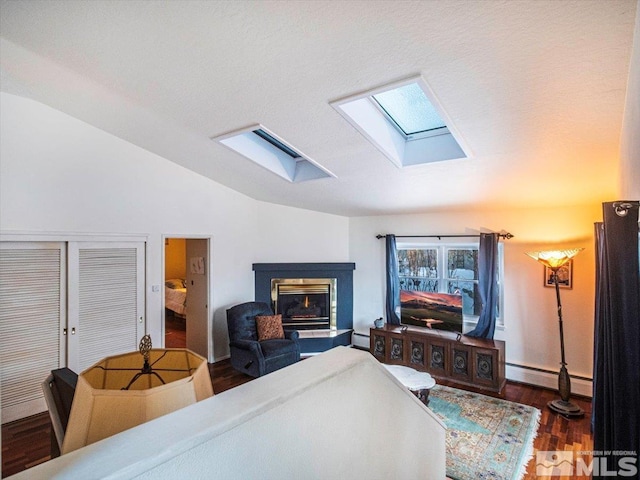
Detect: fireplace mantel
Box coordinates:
(253, 263, 355, 353)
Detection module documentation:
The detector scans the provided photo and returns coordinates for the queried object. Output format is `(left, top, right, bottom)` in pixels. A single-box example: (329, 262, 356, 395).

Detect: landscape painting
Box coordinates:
(400, 290, 463, 333)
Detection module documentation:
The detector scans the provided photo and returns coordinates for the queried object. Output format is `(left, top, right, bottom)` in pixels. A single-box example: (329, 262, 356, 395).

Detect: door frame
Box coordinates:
(162, 235, 213, 362)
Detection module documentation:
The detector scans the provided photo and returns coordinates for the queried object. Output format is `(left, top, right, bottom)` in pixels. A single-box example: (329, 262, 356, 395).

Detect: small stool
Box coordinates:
(383, 364, 436, 407)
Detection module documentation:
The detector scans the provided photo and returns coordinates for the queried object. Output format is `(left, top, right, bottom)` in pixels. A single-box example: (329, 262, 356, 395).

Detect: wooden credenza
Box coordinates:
(370, 325, 506, 394)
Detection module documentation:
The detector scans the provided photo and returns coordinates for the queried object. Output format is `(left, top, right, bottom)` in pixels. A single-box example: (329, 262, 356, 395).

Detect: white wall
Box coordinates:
(0, 90, 626, 395)
(620, 1, 640, 200)
(0, 93, 349, 362)
(349, 205, 600, 395)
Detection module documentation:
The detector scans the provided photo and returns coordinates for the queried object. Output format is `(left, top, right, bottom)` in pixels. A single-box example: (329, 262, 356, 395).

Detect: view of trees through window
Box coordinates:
(398, 246, 482, 316)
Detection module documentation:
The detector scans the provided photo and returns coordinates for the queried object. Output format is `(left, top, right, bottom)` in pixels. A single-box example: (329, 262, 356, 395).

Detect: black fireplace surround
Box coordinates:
(253, 263, 355, 334)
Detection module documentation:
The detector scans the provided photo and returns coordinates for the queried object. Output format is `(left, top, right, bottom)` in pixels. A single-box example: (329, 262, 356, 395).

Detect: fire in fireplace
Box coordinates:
(271, 278, 337, 330)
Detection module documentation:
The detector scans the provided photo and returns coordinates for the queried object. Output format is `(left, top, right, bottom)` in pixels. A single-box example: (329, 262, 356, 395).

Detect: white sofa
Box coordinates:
(10, 347, 446, 479)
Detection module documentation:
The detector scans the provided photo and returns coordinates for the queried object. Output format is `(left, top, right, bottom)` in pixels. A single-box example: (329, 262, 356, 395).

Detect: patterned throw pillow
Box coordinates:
(255, 314, 285, 341)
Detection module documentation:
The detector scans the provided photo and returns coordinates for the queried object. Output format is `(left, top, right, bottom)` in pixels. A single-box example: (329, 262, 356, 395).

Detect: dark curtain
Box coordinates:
(466, 232, 499, 339)
(593, 201, 640, 477)
(385, 234, 401, 325)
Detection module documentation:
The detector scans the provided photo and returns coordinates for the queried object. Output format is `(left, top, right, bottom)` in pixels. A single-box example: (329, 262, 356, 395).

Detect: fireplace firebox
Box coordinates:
(271, 278, 337, 330)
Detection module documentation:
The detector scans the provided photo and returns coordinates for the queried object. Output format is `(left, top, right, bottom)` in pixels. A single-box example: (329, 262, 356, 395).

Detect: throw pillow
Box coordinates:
(255, 314, 285, 341)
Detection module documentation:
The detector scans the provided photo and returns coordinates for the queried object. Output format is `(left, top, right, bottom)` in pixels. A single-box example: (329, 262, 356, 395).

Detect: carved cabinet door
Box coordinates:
(473, 347, 499, 388)
(450, 344, 473, 383)
(387, 334, 405, 365)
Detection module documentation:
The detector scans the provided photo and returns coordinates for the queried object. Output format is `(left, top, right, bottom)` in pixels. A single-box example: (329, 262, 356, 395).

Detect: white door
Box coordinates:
(185, 239, 209, 358)
(0, 242, 66, 423)
(0, 240, 145, 423)
(67, 242, 145, 372)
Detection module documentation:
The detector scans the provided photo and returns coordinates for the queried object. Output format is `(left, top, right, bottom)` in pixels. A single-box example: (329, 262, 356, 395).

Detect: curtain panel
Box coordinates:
(385, 234, 401, 325)
(467, 232, 499, 339)
(592, 201, 640, 476)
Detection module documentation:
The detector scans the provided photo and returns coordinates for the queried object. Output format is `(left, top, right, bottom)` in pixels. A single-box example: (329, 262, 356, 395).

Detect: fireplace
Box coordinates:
(253, 263, 355, 353)
(271, 278, 337, 330)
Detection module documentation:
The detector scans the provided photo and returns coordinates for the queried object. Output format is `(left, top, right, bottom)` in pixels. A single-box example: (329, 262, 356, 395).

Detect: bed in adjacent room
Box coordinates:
(165, 278, 187, 317)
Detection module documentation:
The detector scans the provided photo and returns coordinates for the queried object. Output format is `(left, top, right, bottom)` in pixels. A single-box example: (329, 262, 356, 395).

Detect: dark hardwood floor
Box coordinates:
(1, 352, 592, 479)
(164, 311, 186, 348)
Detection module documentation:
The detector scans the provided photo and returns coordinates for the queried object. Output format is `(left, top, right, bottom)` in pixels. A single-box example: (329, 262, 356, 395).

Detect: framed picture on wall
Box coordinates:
(544, 260, 573, 289)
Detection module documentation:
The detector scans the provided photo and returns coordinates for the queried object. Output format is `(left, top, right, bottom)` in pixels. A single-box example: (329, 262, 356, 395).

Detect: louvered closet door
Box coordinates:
(0, 242, 66, 423)
(67, 242, 145, 373)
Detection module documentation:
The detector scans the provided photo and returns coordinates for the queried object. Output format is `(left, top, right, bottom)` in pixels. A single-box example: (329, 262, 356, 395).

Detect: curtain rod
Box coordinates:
(375, 232, 514, 240)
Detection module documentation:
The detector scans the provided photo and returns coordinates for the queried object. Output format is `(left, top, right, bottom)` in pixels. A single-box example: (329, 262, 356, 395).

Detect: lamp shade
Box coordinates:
(525, 248, 583, 269)
(62, 348, 213, 454)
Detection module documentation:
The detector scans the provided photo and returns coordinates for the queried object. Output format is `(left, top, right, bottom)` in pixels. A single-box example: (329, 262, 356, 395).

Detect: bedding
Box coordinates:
(165, 278, 187, 316)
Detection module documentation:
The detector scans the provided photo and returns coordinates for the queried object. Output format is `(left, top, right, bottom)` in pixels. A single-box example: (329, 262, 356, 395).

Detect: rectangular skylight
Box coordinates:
(331, 76, 470, 168)
(253, 129, 301, 158)
(212, 125, 335, 183)
(372, 83, 446, 136)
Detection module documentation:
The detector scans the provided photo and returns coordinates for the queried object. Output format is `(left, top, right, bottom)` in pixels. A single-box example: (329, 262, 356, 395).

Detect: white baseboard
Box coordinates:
(506, 364, 592, 398)
(213, 353, 230, 363)
(2, 397, 46, 424)
(352, 332, 370, 349)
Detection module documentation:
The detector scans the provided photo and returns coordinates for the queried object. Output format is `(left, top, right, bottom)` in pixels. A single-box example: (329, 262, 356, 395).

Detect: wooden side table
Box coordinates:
(383, 364, 436, 407)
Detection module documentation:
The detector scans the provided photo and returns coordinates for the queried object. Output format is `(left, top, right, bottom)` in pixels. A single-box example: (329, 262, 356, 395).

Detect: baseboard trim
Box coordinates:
(213, 353, 230, 363)
(506, 363, 592, 398)
(352, 332, 370, 349)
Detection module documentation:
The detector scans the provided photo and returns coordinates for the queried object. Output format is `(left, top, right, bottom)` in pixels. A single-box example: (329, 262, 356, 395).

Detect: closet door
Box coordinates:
(0, 242, 66, 423)
(67, 242, 145, 372)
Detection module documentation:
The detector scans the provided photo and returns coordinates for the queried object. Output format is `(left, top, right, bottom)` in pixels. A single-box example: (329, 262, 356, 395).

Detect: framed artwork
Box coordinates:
(189, 256, 205, 275)
(544, 260, 573, 289)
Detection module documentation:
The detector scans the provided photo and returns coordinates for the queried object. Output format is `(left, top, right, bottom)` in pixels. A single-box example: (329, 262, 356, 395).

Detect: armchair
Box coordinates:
(226, 301, 300, 377)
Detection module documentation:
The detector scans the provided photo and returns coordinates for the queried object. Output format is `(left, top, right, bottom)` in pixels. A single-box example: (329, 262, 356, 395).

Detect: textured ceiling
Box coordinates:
(0, 0, 636, 216)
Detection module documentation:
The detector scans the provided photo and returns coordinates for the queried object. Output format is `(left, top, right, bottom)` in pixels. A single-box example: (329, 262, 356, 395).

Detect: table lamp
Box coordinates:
(62, 336, 214, 453)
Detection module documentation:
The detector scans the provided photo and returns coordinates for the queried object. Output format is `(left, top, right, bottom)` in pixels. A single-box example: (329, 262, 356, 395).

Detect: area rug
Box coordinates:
(428, 385, 541, 480)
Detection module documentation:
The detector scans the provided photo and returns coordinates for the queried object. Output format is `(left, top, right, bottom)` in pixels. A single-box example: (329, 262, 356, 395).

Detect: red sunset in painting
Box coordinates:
(400, 290, 462, 308)
(400, 290, 463, 332)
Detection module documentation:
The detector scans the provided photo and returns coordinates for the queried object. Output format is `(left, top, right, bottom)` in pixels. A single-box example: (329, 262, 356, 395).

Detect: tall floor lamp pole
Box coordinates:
(527, 249, 584, 418)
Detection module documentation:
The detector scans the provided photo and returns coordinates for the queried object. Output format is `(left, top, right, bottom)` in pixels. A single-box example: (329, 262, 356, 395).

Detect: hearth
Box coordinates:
(271, 278, 337, 330)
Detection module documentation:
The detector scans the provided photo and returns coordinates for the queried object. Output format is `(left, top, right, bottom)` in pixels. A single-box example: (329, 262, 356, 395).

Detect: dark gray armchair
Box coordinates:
(226, 301, 300, 377)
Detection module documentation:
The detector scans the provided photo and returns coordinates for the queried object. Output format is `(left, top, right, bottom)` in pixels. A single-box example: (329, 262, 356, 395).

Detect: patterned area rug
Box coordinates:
(429, 385, 541, 480)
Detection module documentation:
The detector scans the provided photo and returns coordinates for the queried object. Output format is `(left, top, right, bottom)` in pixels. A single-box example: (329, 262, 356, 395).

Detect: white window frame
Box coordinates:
(397, 241, 504, 330)
(330, 75, 471, 169)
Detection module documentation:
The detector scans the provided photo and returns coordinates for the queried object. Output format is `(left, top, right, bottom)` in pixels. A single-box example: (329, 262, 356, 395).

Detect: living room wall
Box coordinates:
(620, 1, 640, 200)
(349, 205, 601, 395)
(0, 92, 350, 362)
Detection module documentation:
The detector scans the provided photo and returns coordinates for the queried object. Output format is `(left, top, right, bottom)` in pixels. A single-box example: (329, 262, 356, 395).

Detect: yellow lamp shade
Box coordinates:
(62, 348, 213, 454)
(525, 248, 583, 269)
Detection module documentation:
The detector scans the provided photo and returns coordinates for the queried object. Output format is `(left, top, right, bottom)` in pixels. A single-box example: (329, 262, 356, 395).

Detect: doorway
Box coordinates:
(163, 237, 210, 359)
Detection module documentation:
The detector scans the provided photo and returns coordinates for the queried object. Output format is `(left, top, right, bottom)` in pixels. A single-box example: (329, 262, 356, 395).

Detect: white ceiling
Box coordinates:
(1, 0, 637, 217)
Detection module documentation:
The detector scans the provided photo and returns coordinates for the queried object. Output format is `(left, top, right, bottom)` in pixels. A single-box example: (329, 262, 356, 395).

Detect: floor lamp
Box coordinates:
(526, 248, 585, 418)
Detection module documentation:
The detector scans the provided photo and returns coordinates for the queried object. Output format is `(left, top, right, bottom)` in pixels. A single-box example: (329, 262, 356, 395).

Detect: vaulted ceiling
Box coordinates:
(1, 0, 636, 216)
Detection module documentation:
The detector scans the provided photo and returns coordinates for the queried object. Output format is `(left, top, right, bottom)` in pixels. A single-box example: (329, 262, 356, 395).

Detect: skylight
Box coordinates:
(212, 125, 335, 183)
(331, 76, 470, 168)
(372, 83, 446, 136)
(253, 129, 301, 158)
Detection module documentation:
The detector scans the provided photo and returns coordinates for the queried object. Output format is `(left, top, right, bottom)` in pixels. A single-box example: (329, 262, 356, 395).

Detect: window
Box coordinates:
(212, 125, 335, 183)
(252, 129, 301, 158)
(331, 76, 470, 168)
(397, 243, 503, 324)
(372, 83, 447, 137)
